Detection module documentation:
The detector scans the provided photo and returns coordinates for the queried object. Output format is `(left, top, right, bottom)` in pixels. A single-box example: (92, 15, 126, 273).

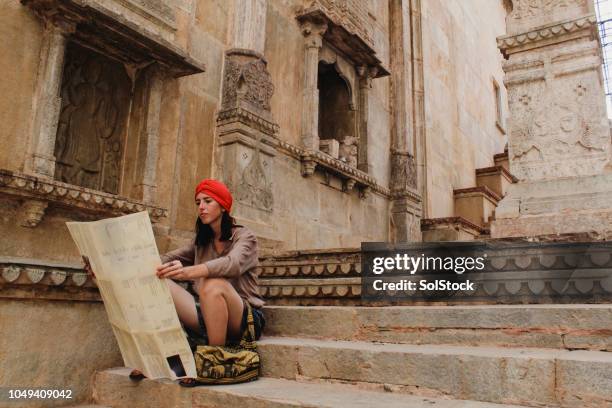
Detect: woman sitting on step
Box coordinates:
(86, 178, 265, 385)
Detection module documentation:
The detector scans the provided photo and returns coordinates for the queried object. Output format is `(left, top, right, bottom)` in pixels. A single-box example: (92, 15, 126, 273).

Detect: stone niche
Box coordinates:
(492, 0, 612, 239)
(11, 0, 204, 226)
(296, 0, 389, 194)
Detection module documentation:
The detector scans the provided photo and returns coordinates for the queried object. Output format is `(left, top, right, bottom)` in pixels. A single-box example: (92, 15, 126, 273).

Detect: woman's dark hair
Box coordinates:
(195, 212, 236, 247)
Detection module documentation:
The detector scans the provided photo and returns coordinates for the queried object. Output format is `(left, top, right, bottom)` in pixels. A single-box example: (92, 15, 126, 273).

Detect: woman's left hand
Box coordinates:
(156, 260, 205, 280)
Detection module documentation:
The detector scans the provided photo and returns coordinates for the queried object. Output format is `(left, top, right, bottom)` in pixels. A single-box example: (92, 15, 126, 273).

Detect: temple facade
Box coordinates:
(1, 0, 611, 406)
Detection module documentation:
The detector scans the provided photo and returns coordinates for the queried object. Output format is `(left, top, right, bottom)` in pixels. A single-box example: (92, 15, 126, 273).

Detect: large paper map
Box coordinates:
(66, 211, 196, 379)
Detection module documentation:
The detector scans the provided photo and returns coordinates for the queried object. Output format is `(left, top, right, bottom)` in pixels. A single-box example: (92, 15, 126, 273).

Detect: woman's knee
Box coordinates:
(198, 278, 230, 299)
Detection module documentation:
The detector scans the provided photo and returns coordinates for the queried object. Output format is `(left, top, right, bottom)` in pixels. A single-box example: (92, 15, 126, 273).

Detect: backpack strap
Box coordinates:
(240, 302, 257, 350)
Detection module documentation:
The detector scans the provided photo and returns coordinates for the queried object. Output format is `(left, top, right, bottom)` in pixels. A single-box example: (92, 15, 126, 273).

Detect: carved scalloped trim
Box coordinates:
(0, 262, 96, 288)
(497, 15, 597, 53)
(260, 283, 361, 298)
(257, 262, 362, 277)
(0, 169, 168, 221)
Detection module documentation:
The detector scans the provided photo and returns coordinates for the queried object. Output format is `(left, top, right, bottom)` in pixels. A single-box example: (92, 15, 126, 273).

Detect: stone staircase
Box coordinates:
(422, 150, 517, 241)
(83, 304, 612, 408)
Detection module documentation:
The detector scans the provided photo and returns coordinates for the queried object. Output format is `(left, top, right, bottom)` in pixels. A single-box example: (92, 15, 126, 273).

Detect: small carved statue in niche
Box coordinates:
(339, 136, 358, 167)
(54, 42, 130, 194)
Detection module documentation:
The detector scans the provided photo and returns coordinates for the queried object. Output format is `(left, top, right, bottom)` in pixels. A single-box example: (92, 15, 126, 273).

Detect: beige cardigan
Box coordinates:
(160, 225, 264, 308)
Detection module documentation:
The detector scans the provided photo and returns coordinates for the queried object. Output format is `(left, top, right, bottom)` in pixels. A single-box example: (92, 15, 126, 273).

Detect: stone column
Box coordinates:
(389, 0, 422, 242)
(300, 20, 328, 151)
(134, 64, 165, 204)
(491, 0, 612, 239)
(356, 65, 376, 173)
(231, 0, 267, 54)
(216, 0, 279, 238)
(25, 20, 72, 178)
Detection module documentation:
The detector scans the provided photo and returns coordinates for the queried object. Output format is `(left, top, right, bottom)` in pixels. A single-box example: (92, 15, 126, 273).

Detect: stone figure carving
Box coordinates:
(510, 0, 583, 20)
(338, 136, 358, 167)
(509, 76, 609, 180)
(234, 148, 273, 212)
(222, 57, 274, 112)
(54, 43, 130, 194)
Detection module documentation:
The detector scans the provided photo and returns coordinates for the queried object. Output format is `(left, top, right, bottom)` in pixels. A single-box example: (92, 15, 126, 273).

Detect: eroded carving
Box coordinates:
(508, 73, 610, 180)
(338, 136, 358, 167)
(54, 42, 131, 194)
(390, 150, 418, 191)
(19, 199, 49, 228)
(222, 54, 274, 112)
(234, 149, 274, 212)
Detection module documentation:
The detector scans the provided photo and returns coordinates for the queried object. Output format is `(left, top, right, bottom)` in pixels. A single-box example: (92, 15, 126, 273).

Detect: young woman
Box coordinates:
(86, 179, 265, 382)
(157, 178, 265, 348)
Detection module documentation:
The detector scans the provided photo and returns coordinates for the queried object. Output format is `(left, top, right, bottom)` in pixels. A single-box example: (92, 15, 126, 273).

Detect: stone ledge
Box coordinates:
(0, 259, 100, 302)
(421, 216, 486, 235)
(497, 15, 597, 57)
(476, 166, 518, 183)
(277, 141, 391, 198)
(0, 169, 168, 225)
(454, 185, 502, 203)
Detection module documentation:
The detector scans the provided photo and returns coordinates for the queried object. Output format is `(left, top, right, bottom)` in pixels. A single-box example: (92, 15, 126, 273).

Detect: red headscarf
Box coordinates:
(194, 179, 233, 213)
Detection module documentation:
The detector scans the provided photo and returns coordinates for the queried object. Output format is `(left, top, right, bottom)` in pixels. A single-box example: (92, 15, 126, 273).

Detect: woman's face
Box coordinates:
(195, 192, 223, 225)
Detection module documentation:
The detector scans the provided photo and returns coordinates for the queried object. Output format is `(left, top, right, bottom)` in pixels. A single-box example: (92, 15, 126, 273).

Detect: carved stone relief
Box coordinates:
(507, 69, 609, 181)
(338, 136, 358, 167)
(234, 148, 274, 212)
(390, 150, 418, 191)
(221, 53, 274, 113)
(305, 0, 373, 47)
(507, 0, 589, 35)
(54, 42, 131, 194)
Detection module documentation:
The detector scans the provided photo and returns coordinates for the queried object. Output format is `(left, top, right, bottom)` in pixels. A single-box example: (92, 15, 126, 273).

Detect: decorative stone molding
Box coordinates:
(0, 169, 168, 223)
(297, 0, 388, 74)
(22, 0, 204, 77)
(0, 260, 100, 302)
(498, 15, 598, 57)
(217, 108, 279, 137)
(276, 140, 391, 197)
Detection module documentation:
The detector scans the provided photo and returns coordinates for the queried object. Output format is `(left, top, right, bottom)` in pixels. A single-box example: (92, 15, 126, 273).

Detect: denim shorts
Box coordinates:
(183, 300, 265, 350)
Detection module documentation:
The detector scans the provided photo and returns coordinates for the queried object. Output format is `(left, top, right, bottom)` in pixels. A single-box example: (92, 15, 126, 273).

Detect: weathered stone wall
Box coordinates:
(421, 0, 509, 218)
(0, 299, 122, 407)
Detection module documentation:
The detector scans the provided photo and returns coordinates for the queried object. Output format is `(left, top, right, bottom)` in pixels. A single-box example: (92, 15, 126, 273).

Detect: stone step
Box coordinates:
(263, 305, 612, 351)
(494, 151, 509, 171)
(258, 337, 612, 407)
(476, 165, 517, 198)
(421, 216, 486, 241)
(453, 186, 501, 228)
(93, 368, 529, 408)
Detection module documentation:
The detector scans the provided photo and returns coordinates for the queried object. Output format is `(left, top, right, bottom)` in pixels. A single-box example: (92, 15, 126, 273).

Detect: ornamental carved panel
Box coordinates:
(234, 148, 274, 212)
(221, 57, 274, 113)
(54, 42, 131, 194)
(507, 0, 589, 34)
(507, 71, 610, 181)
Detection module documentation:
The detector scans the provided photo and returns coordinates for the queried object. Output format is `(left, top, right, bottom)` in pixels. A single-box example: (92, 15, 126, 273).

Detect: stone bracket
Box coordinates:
(299, 148, 379, 199)
(0, 169, 168, 224)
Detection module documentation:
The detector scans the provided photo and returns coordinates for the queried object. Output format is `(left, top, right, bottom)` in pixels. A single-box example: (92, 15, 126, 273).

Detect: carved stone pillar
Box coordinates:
(356, 65, 375, 174)
(300, 20, 328, 151)
(25, 20, 73, 178)
(389, 0, 421, 242)
(491, 0, 612, 239)
(134, 65, 165, 204)
(216, 49, 278, 228)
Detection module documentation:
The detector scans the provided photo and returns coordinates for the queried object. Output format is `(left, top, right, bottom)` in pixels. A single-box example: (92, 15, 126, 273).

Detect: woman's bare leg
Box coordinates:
(196, 278, 244, 346)
(165, 279, 201, 334)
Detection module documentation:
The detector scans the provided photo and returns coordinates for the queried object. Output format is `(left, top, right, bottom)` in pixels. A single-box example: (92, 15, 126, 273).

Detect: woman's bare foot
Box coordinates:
(129, 369, 146, 381)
